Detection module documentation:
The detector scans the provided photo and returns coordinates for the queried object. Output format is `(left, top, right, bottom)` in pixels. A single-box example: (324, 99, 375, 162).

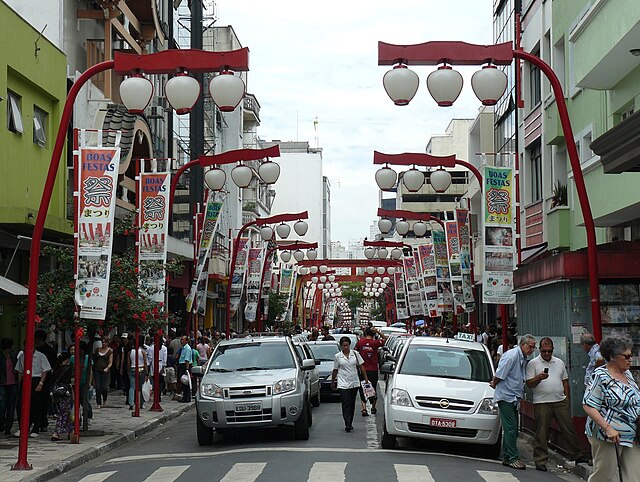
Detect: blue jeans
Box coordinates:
(128, 369, 145, 409)
(0, 384, 18, 433)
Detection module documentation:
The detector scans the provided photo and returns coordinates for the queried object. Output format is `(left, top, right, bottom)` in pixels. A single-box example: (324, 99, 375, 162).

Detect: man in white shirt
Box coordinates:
(15, 349, 51, 437)
(526, 337, 586, 471)
(148, 338, 168, 395)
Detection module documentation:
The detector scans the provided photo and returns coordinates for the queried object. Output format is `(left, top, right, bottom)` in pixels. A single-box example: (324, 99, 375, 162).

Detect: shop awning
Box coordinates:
(0, 276, 28, 296)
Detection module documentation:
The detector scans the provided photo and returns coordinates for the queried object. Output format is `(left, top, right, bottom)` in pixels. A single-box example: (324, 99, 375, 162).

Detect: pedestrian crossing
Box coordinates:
(77, 462, 529, 482)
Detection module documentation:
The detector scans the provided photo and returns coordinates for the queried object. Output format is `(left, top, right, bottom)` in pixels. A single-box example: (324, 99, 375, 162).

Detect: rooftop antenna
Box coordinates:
(313, 116, 319, 148)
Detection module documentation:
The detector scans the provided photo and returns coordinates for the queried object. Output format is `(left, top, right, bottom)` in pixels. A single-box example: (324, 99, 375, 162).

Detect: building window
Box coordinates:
(529, 143, 542, 202)
(33, 106, 47, 147)
(7, 91, 24, 134)
(529, 60, 541, 108)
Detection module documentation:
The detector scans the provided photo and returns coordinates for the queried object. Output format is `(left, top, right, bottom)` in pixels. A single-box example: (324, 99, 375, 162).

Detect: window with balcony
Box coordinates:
(529, 142, 542, 203)
(33, 106, 47, 147)
(7, 91, 24, 134)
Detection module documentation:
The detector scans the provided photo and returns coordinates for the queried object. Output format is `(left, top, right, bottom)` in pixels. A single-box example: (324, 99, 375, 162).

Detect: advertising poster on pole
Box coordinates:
(433, 230, 453, 313)
(279, 267, 293, 294)
(393, 271, 409, 320)
(283, 270, 297, 322)
(412, 250, 427, 316)
(75, 146, 120, 320)
(185, 193, 225, 315)
(262, 263, 272, 300)
(455, 208, 475, 312)
(229, 237, 250, 317)
(445, 221, 465, 314)
(482, 166, 516, 304)
(402, 256, 424, 316)
(244, 248, 264, 322)
(417, 243, 438, 317)
(137, 171, 170, 304)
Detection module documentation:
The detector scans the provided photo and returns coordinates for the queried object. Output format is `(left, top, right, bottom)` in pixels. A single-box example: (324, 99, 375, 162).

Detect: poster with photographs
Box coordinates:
(185, 192, 225, 314)
(394, 271, 409, 320)
(445, 221, 465, 314)
(403, 256, 425, 316)
(433, 230, 453, 313)
(413, 250, 428, 316)
(482, 165, 516, 304)
(283, 270, 297, 322)
(417, 243, 438, 317)
(75, 146, 120, 320)
(244, 248, 264, 322)
(455, 209, 475, 312)
(229, 237, 251, 317)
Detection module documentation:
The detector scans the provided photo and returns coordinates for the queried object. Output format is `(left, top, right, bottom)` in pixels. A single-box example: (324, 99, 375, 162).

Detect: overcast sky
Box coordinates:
(217, 0, 493, 246)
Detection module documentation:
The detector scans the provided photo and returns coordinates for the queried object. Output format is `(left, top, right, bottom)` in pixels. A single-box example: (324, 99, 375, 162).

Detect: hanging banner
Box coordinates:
(185, 193, 225, 314)
(402, 256, 424, 316)
(244, 248, 264, 322)
(417, 243, 438, 318)
(229, 237, 251, 317)
(412, 250, 427, 316)
(279, 267, 294, 294)
(445, 221, 465, 314)
(262, 263, 272, 299)
(137, 171, 170, 304)
(482, 166, 516, 304)
(284, 270, 297, 322)
(455, 208, 475, 312)
(76, 146, 120, 320)
(433, 230, 453, 314)
(393, 271, 409, 320)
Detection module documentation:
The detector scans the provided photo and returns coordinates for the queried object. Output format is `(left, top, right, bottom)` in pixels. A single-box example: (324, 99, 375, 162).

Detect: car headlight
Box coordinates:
(390, 388, 413, 407)
(273, 378, 296, 394)
(477, 398, 498, 415)
(201, 383, 223, 399)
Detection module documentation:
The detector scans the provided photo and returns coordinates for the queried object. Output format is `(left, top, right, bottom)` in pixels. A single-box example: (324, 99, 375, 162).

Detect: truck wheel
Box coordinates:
(196, 415, 213, 446)
(293, 401, 310, 440)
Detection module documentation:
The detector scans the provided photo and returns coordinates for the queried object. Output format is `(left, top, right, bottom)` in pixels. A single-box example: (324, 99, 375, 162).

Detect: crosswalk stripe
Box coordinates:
(220, 463, 267, 482)
(142, 465, 190, 482)
(78, 472, 117, 482)
(477, 470, 521, 481)
(394, 464, 435, 482)
(308, 462, 346, 481)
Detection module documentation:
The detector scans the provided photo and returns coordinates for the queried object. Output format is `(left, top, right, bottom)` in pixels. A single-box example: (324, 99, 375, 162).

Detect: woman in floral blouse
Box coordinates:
(582, 336, 640, 481)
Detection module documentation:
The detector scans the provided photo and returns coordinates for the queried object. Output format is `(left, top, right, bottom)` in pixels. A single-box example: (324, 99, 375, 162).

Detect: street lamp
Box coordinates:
(429, 168, 453, 193)
(16, 46, 250, 471)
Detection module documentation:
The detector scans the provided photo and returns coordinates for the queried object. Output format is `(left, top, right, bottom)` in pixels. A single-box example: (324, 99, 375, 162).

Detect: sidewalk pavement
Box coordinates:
(0, 390, 195, 482)
(517, 431, 593, 480)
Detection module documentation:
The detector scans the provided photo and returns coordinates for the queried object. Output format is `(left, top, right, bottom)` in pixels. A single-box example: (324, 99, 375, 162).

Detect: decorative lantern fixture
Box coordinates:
(387, 266, 396, 275)
(259, 226, 274, 241)
(258, 160, 280, 185)
(317, 283, 324, 290)
(402, 168, 424, 192)
(165, 72, 200, 114)
(311, 276, 319, 284)
(390, 248, 403, 260)
(413, 221, 428, 237)
(120, 74, 154, 114)
(307, 249, 318, 261)
(299, 267, 309, 275)
(429, 168, 452, 193)
(208, 70, 246, 112)
(293, 220, 308, 236)
(374, 276, 382, 284)
(204, 168, 226, 191)
(382, 276, 390, 284)
(365, 277, 373, 284)
(293, 249, 305, 262)
(366, 266, 375, 275)
(383, 64, 419, 106)
(426, 65, 463, 107)
(395, 220, 410, 236)
(364, 247, 376, 259)
(319, 276, 327, 283)
(319, 265, 328, 273)
(231, 164, 253, 188)
(378, 218, 393, 234)
(276, 223, 291, 239)
(377, 248, 388, 259)
(280, 251, 292, 263)
(328, 275, 336, 282)
(376, 267, 386, 275)
(471, 65, 508, 106)
(375, 166, 398, 190)
(310, 266, 318, 274)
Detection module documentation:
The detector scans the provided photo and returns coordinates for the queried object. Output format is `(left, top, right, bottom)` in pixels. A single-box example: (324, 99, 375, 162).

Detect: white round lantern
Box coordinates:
(280, 251, 291, 263)
(259, 226, 274, 241)
(372, 283, 379, 288)
(120, 74, 153, 114)
(471, 65, 508, 106)
(311, 276, 319, 284)
(319, 265, 328, 273)
(307, 249, 318, 260)
(328, 275, 336, 282)
(365, 277, 373, 284)
(293, 249, 305, 262)
(395, 220, 410, 236)
(276, 223, 291, 239)
(402, 168, 424, 192)
(377, 267, 386, 275)
(319, 276, 327, 283)
(377, 248, 388, 259)
(364, 247, 376, 259)
(299, 267, 309, 275)
(377, 288, 384, 293)
(375, 166, 398, 190)
(374, 276, 382, 284)
(378, 218, 393, 234)
(366, 266, 375, 275)
(204, 168, 226, 191)
(165, 73, 200, 115)
(310, 266, 318, 274)
(413, 221, 428, 237)
(382, 64, 419, 106)
(387, 266, 396, 275)
(231, 164, 253, 188)
(317, 283, 324, 290)
(332, 282, 339, 289)
(383, 276, 390, 284)
(430, 168, 452, 193)
(208, 70, 245, 112)
(426, 66, 463, 107)
(390, 249, 403, 261)
(293, 220, 308, 236)
(374, 292, 380, 297)
(380, 282, 388, 289)
(258, 161, 280, 185)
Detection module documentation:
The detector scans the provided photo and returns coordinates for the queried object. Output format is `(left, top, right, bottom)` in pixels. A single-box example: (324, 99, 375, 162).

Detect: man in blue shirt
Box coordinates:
(177, 336, 193, 403)
(490, 334, 537, 470)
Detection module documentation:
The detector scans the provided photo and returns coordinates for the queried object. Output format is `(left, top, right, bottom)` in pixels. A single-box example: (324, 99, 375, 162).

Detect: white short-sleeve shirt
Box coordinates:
(333, 349, 364, 389)
(525, 354, 568, 404)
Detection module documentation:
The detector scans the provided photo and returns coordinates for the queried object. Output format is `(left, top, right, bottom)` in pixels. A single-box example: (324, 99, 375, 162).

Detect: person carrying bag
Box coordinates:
(331, 336, 369, 433)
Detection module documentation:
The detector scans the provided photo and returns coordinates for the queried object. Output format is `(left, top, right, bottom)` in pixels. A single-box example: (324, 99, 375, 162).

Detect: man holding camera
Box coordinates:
(526, 337, 587, 471)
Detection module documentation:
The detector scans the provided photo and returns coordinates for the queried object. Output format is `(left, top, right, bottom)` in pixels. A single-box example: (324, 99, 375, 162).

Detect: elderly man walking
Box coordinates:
(526, 337, 588, 471)
(490, 334, 537, 470)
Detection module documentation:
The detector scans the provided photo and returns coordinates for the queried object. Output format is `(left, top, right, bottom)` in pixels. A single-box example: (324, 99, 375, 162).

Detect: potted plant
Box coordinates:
(550, 180, 567, 209)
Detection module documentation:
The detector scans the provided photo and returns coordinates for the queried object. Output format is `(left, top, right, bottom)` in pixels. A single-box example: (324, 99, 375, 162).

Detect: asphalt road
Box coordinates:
(57, 392, 583, 482)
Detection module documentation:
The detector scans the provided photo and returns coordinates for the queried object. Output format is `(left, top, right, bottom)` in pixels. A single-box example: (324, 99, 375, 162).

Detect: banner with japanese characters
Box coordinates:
(279, 267, 294, 294)
(244, 248, 264, 322)
(402, 256, 424, 316)
(482, 166, 516, 304)
(229, 237, 251, 318)
(185, 192, 225, 315)
(417, 243, 438, 317)
(283, 270, 297, 322)
(393, 271, 409, 320)
(445, 221, 465, 314)
(455, 208, 475, 312)
(433, 229, 453, 313)
(413, 250, 428, 316)
(137, 171, 170, 304)
(75, 147, 120, 319)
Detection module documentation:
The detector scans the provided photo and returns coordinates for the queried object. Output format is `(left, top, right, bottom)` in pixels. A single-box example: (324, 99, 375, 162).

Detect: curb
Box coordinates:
(518, 431, 592, 480)
(24, 402, 195, 482)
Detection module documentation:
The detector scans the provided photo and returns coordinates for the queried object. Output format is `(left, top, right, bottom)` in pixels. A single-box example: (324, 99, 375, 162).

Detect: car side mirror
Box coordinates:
(190, 366, 203, 376)
(386, 355, 396, 363)
(302, 359, 315, 371)
(380, 362, 395, 374)
(315, 359, 321, 365)
(380, 346, 390, 352)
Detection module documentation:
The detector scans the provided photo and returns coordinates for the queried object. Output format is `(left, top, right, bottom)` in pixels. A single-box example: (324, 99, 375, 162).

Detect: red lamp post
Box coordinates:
(378, 40, 601, 342)
(14, 47, 249, 470)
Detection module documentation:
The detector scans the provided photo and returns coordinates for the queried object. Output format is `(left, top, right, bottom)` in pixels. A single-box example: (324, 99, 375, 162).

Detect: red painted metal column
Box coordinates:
(133, 329, 141, 417)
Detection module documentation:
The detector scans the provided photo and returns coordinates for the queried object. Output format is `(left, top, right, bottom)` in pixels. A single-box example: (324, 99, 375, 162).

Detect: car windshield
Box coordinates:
(308, 343, 339, 361)
(398, 345, 492, 382)
(208, 342, 295, 371)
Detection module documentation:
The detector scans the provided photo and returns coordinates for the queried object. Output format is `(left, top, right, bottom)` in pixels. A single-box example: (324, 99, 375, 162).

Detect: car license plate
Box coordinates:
(235, 403, 261, 413)
(430, 417, 456, 428)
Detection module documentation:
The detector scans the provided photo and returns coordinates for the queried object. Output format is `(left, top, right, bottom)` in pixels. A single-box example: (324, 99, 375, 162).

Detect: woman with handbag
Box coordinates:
(93, 335, 113, 408)
(331, 336, 369, 432)
(582, 336, 640, 481)
(51, 352, 73, 441)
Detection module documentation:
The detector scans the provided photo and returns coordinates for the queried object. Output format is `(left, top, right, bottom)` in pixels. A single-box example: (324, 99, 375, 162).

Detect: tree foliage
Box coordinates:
(267, 291, 288, 326)
(340, 282, 365, 314)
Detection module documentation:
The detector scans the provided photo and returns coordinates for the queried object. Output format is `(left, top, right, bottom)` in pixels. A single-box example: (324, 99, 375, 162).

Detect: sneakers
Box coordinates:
(13, 430, 20, 438)
(502, 460, 526, 470)
(29, 432, 38, 438)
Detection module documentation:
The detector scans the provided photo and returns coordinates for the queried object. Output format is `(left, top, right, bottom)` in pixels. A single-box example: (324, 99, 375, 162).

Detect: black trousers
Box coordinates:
(177, 363, 190, 402)
(30, 377, 46, 434)
(338, 387, 359, 429)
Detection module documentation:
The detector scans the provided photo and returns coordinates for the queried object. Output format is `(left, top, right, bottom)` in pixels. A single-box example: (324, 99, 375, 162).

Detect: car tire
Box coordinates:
(311, 390, 321, 407)
(482, 434, 502, 459)
(196, 414, 213, 446)
(294, 400, 310, 440)
(381, 419, 396, 449)
(307, 399, 313, 427)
